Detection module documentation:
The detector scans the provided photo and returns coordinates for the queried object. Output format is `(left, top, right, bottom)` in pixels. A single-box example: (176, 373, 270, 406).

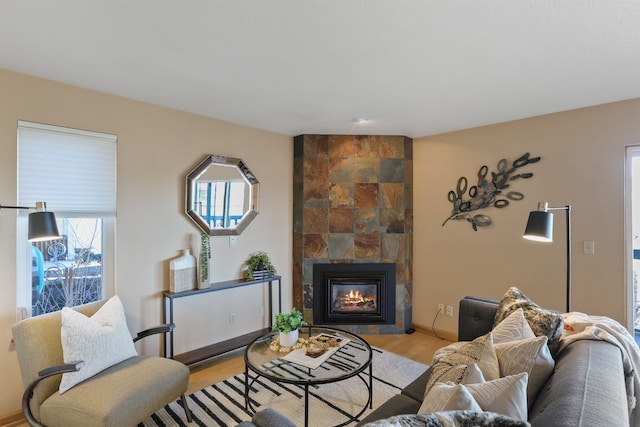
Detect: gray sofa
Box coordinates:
(356, 296, 629, 426)
(242, 295, 630, 427)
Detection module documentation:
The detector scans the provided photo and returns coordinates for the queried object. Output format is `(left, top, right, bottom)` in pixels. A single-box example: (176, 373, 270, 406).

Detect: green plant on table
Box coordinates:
(272, 308, 306, 334)
(245, 250, 276, 280)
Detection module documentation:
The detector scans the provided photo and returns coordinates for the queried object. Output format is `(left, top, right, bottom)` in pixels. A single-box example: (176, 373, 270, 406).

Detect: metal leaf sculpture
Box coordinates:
(442, 152, 540, 231)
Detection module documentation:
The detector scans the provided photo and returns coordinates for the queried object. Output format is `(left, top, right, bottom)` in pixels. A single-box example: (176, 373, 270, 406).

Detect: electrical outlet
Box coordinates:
(229, 312, 237, 325)
(446, 305, 454, 317)
(437, 303, 444, 314)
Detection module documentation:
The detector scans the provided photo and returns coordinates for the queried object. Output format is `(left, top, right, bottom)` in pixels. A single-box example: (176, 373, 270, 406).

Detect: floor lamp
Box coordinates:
(523, 201, 572, 313)
(0, 201, 60, 241)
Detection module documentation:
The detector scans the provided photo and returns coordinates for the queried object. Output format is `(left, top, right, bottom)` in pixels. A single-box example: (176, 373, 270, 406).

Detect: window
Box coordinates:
(16, 121, 116, 318)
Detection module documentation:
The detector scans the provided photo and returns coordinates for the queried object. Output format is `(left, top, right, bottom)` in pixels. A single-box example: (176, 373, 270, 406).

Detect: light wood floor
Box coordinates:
(2, 330, 451, 426)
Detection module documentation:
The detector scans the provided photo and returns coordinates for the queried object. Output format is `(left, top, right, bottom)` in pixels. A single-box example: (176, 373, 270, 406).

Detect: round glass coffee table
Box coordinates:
(244, 326, 373, 427)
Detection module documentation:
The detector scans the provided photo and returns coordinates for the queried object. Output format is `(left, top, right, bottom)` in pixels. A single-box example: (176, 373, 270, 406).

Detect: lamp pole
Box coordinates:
(524, 202, 572, 313)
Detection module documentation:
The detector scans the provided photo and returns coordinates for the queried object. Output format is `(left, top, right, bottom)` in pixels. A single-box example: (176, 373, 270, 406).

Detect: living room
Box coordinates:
(1, 2, 640, 424)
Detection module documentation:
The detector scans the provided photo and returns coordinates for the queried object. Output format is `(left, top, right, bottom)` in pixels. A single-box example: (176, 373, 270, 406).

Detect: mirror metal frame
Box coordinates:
(185, 155, 259, 236)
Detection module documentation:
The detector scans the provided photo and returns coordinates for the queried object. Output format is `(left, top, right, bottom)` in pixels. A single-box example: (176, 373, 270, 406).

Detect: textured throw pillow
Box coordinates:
(495, 336, 555, 409)
(418, 381, 482, 414)
(426, 333, 500, 395)
(365, 411, 531, 427)
(420, 373, 529, 421)
(494, 287, 564, 353)
(59, 296, 138, 393)
(491, 308, 536, 344)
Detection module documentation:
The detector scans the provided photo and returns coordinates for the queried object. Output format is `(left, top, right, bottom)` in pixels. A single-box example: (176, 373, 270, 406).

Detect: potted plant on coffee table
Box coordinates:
(245, 250, 276, 281)
(273, 307, 306, 347)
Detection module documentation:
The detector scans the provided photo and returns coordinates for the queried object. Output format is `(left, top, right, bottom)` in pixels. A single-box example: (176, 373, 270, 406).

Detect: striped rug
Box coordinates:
(140, 347, 428, 427)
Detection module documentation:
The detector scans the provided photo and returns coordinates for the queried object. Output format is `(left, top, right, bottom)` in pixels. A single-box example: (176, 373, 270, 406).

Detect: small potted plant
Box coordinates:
(273, 307, 306, 347)
(245, 250, 276, 281)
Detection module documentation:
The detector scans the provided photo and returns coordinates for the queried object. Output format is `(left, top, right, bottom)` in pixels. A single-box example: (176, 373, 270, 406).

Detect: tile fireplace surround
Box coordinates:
(293, 135, 413, 334)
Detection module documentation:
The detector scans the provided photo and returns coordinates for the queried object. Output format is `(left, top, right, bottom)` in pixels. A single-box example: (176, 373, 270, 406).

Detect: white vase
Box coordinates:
(169, 249, 196, 292)
(279, 329, 299, 347)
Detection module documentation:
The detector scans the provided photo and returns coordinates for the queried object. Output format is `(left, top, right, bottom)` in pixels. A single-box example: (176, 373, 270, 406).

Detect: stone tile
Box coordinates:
(303, 234, 328, 259)
(303, 181, 329, 207)
(404, 159, 413, 186)
(303, 135, 329, 157)
(355, 158, 380, 183)
(329, 136, 357, 157)
(328, 234, 354, 259)
(380, 158, 405, 183)
(329, 208, 355, 233)
(381, 234, 404, 260)
(303, 208, 328, 233)
(354, 234, 380, 259)
(380, 137, 405, 158)
(356, 136, 380, 158)
(380, 208, 405, 233)
(355, 183, 379, 208)
(329, 157, 354, 183)
(303, 157, 328, 183)
(329, 183, 354, 207)
(354, 208, 379, 234)
(380, 183, 404, 208)
(404, 183, 413, 209)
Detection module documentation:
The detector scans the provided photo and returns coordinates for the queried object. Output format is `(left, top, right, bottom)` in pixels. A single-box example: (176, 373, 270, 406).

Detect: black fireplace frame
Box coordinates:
(313, 263, 396, 325)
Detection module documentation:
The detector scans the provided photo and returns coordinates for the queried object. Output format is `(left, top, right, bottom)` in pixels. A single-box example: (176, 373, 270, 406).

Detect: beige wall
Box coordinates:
(413, 98, 640, 335)
(0, 69, 293, 416)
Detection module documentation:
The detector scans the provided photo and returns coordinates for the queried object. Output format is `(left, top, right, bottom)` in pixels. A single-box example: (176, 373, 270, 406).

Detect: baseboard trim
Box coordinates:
(0, 410, 24, 426)
(412, 323, 457, 342)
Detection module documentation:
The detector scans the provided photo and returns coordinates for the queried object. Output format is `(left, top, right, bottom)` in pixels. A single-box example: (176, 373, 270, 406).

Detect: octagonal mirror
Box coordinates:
(186, 155, 259, 236)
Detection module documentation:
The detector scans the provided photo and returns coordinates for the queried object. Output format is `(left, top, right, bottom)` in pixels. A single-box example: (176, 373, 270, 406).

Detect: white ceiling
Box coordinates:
(2, 1, 640, 138)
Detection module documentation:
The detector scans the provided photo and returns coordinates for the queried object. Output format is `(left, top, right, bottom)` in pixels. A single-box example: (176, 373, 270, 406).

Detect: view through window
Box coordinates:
(18, 121, 116, 317)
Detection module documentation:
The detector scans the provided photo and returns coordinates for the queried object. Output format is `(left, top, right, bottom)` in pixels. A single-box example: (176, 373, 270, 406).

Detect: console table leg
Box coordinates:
(304, 384, 309, 427)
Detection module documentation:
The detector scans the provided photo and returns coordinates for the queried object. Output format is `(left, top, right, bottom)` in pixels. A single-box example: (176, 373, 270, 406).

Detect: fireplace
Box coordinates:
(313, 263, 396, 325)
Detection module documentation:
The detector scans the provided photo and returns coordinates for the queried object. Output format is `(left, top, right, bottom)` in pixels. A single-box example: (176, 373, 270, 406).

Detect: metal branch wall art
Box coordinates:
(442, 152, 541, 231)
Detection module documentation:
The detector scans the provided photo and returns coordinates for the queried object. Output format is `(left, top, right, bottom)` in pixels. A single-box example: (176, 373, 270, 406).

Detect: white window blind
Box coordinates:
(18, 121, 117, 217)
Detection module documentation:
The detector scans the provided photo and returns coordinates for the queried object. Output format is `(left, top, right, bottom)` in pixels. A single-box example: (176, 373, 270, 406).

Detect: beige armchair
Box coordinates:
(12, 300, 192, 427)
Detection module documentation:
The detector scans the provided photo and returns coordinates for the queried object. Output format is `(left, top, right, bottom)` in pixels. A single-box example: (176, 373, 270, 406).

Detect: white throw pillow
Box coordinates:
(492, 308, 536, 344)
(418, 382, 482, 414)
(495, 335, 555, 409)
(59, 296, 138, 393)
(464, 372, 529, 421)
(419, 373, 529, 421)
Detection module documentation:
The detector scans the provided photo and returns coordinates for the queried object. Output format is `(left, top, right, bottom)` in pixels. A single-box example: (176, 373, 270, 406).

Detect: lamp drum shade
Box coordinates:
(523, 210, 553, 242)
(28, 211, 60, 242)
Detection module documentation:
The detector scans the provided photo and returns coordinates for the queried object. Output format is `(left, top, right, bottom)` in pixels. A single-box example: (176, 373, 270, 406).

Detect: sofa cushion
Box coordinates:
(529, 340, 629, 427)
(418, 382, 482, 413)
(357, 394, 424, 426)
(495, 336, 555, 409)
(493, 287, 563, 352)
(59, 296, 138, 393)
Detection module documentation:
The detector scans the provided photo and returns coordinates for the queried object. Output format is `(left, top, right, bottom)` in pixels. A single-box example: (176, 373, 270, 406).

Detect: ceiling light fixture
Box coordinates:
(353, 117, 369, 124)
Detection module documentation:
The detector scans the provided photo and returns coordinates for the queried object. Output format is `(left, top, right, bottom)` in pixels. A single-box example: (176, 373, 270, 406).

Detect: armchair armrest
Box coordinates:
(133, 323, 175, 343)
(23, 361, 83, 427)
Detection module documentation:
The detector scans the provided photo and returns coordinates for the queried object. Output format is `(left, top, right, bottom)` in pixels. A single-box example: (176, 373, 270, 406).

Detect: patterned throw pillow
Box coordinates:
(491, 308, 536, 344)
(495, 336, 555, 409)
(493, 287, 563, 352)
(59, 296, 138, 393)
(425, 333, 499, 395)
